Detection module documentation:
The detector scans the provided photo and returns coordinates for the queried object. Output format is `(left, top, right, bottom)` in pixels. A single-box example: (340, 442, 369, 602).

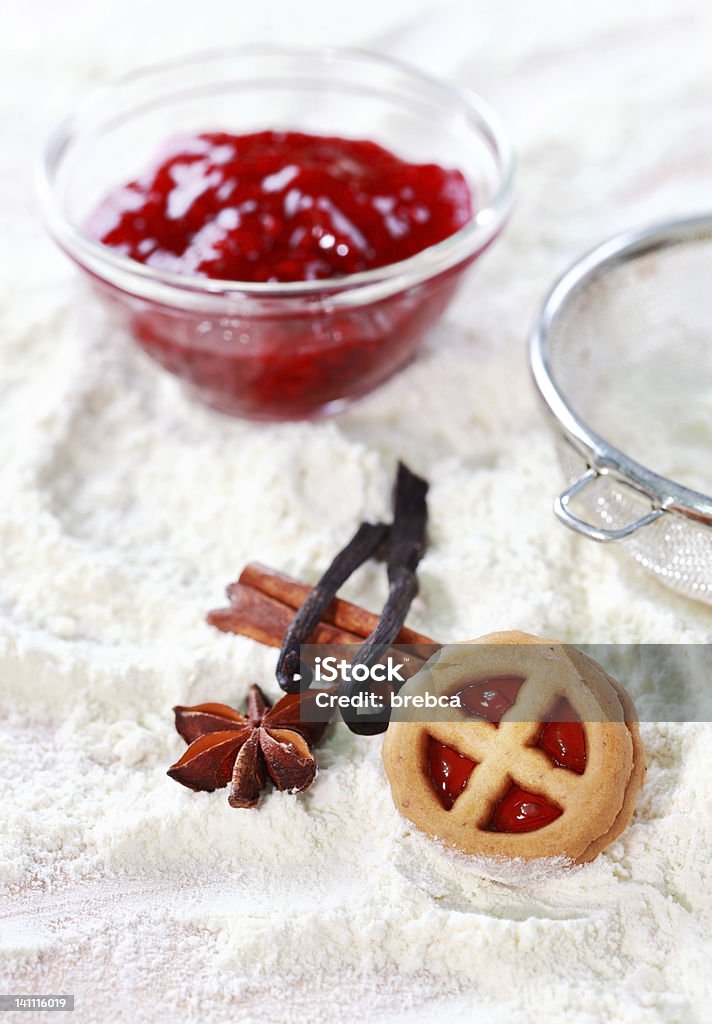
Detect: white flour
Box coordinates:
(2, 2, 712, 1022)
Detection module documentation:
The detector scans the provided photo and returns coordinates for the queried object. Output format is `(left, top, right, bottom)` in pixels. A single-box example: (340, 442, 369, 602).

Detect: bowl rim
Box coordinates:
(37, 44, 515, 300)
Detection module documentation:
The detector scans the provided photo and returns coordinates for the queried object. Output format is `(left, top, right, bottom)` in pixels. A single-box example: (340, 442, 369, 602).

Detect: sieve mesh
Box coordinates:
(534, 218, 712, 603)
(556, 438, 712, 601)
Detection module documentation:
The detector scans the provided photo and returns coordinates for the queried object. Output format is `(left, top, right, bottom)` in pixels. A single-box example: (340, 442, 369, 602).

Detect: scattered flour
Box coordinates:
(2, 1, 712, 1022)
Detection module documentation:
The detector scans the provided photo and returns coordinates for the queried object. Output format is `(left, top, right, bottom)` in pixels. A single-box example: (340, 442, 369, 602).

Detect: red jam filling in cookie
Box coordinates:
(537, 699, 587, 774)
(457, 676, 525, 724)
(489, 783, 562, 833)
(427, 738, 476, 810)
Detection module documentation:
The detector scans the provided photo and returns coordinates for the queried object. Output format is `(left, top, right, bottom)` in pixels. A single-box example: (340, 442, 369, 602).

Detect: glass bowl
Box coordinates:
(38, 46, 514, 421)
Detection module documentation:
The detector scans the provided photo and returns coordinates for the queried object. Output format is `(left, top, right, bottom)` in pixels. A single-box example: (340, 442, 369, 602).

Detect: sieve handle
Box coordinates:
(555, 468, 665, 542)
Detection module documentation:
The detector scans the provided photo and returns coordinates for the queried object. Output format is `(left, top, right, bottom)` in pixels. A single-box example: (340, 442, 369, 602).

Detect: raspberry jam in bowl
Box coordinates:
(39, 48, 514, 420)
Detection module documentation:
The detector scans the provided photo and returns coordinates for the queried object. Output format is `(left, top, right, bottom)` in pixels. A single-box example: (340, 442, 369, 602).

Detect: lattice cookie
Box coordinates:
(382, 631, 646, 863)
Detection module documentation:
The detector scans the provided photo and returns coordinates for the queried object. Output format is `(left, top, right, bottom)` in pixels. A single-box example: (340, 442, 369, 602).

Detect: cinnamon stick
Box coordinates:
(207, 564, 438, 674)
(208, 583, 371, 648)
(236, 563, 435, 647)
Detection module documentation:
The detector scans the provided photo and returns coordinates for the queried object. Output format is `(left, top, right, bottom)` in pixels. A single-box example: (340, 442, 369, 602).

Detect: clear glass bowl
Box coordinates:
(38, 46, 514, 421)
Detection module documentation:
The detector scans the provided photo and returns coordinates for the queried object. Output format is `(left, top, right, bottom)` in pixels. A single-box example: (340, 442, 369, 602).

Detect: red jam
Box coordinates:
(86, 131, 476, 420)
(91, 131, 472, 282)
(538, 699, 587, 774)
(427, 738, 476, 810)
(489, 784, 562, 833)
(458, 677, 525, 724)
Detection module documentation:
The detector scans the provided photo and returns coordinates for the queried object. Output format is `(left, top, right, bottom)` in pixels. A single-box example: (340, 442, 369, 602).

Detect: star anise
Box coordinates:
(167, 684, 329, 808)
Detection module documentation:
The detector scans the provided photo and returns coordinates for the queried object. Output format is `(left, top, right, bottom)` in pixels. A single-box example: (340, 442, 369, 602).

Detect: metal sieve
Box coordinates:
(530, 213, 712, 604)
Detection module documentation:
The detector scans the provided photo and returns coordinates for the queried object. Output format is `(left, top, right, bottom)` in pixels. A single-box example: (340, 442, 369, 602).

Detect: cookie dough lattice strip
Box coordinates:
(425, 719, 582, 827)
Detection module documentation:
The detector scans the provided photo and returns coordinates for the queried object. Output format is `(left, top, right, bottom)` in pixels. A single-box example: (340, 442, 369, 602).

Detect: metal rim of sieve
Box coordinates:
(530, 211, 712, 543)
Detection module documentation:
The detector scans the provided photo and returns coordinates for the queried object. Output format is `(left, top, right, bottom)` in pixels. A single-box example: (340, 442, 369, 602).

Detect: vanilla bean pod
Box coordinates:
(276, 520, 390, 693)
(340, 462, 429, 736)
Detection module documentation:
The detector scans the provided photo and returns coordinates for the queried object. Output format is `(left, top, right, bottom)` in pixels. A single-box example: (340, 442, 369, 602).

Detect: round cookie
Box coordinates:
(382, 631, 646, 864)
